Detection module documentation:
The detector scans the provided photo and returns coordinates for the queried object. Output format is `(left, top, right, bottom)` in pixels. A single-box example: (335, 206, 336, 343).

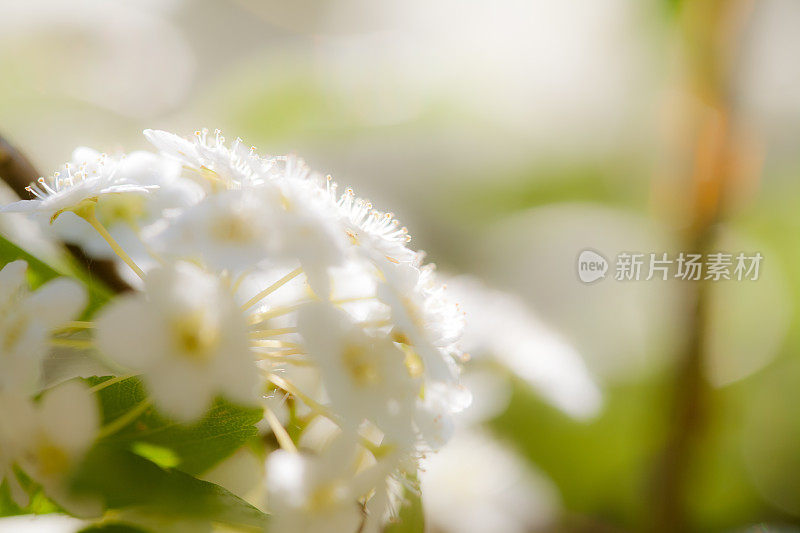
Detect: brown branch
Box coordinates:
(0, 134, 39, 198)
(649, 1, 756, 531)
(0, 132, 131, 293)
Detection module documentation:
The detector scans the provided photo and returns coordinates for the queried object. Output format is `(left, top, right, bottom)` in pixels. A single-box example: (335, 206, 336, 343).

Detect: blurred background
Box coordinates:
(1, 0, 800, 531)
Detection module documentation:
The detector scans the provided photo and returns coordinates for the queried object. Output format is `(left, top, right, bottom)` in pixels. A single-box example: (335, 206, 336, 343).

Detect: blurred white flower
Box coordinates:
(200, 446, 265, 508)
(0, 260, 86, 394)
(477, 204, 682, 382)
(739, 0, 800, 154)
(265, 445, 364, 533)
(421, 428, 559, 533)
(95, 261, 259, 421)
(0, 185, 62, 264)
(0, 391, 37, 507)
(0, 514, 85, 533)
(448, 275, 602, 419)
(1, 382, 99, 515)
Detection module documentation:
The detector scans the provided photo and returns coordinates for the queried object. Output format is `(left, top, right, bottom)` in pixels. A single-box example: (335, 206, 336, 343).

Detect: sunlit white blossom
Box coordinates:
(52, 148, 202, 262)
(0, 151, 155, 223)
(266, 438, 391, 533)
(330, 182, 417, 265)
(144, 128, 274, 189)
(0, 128, 472, 532)
(297, 302, 418, 441)
(378, 262, 464, 384)
(95, 261, 260, 421)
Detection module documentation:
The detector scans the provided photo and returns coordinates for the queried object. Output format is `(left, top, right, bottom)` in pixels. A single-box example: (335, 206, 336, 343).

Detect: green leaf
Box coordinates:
(0, 468, 60, 518)
(0, 233, 112, 317)
(71, 447, 267, 531)
(89, 376, 262, 475)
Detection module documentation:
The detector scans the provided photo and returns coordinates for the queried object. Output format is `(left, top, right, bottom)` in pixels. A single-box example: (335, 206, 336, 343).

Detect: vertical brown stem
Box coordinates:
(651, 1, 755, 531)
(652, 110, 728, 532)
(0, 134, 40, 198)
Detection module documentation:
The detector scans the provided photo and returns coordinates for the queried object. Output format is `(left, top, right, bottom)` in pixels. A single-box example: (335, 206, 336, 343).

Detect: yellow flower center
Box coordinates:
(212, 211, 257, 244)
(97, 194, 147, 226)
(172, 311, 219, 362)
(35, 442, 71, 477)
(341, 343, 381, 387)
(308, 481, 346, 511)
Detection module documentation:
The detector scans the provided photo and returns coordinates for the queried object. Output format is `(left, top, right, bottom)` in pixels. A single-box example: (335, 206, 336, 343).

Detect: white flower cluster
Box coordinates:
(0, 129, 470, 532)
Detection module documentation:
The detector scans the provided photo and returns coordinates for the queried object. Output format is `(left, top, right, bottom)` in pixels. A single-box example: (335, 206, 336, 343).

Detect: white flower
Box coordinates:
(421, 429, 559, 533)
(95, 261, 260, 421)
(0, 150, 155, 223)
(4, 382, 99, 515)
(146, 132, 348, 294)
(266, 440, 375, 533)
(0, 514, 86, 533)
(0, 260, 86, 393)
(413, 383, 463, 451)
(144, 128, 274, 189)
(330, 182, 418, 265)
(52, 148, 202, 261)
(264, 176, 348, 297)
(297, 303, 418, 442)
(0, 391, 37, 507)
(200, 446, 265, 508)
(378, 262, 464, 384)
(153, 189, 280, 271)
(0, 127, 475, 531)
(448, 276, 602, 419)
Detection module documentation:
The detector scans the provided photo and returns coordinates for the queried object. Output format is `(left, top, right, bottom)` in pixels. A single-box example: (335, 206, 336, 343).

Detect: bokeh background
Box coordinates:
(2, 0, 800, 531)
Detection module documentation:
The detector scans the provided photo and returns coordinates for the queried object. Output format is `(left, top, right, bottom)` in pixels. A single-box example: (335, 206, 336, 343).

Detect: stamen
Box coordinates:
(25, 186, 44, 200)
(248, 301, 310, 326)
(241, 267, 304, 310)
(249, 328, 297, 339)
(267, 374, 338, 423)
(37, 177, 56, 195)
(50, 338, 94, 349)
(250, 339, 300, 349)
(264, 407, 297, 453)
(79, 206, 145, 280)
